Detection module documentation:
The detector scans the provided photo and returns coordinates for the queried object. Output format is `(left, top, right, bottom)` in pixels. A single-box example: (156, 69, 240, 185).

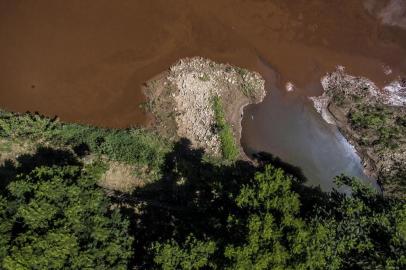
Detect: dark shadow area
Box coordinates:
(0, 137, 331, 269)
(108, 138, 329, 269)
(72, 143, 91, 157)
(253, 151, 308, 184)
(112, 138, 257, 268)
(0, 146, 80, 192)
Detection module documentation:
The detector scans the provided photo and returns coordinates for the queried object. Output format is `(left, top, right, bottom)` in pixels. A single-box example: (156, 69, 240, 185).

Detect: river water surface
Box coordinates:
(1, 0, 406, 189)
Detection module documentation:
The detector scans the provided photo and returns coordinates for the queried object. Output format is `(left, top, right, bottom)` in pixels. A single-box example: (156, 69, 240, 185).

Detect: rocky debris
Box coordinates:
(309, 95, 336, 125)
(382, 80, 406, 106)
(285, 82, 295, 92)
(310, 67, 406, 198)
(144, 57, 265, 157)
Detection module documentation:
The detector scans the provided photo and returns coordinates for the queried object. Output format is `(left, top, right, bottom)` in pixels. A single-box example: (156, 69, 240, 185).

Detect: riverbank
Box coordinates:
(143, 57, 265, 160)
(310, 68, 406, 198)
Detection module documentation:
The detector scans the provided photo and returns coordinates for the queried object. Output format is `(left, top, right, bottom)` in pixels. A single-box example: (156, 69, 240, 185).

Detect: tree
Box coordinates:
(320, 175, 406, 269)
(153, 235, 216, 270)
(224, 165, 339, 270)
(0, 164, 133, 270)
(150, 166, 406, 270)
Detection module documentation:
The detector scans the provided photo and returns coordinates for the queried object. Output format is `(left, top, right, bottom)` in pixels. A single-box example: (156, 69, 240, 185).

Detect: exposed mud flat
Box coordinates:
(1, 0, 406, 127)
(144, 57, 265, 157)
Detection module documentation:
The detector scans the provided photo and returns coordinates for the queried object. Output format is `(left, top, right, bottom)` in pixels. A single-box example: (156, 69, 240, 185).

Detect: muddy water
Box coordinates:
(1, 0, 406, 127)
(1, 0, 405, 188)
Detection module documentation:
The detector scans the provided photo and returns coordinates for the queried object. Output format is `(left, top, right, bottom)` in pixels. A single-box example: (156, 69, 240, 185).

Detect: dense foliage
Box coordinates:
(0, 111, 405, 269)
(0, 110, 171, 181)
(149, 166, 405, 270)
(0, 163, 133, 269)
(349, 104, 404, 150)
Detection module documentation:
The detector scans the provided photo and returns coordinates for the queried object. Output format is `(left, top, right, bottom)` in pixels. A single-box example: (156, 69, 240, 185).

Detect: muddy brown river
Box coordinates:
(1, 0, 405, 189)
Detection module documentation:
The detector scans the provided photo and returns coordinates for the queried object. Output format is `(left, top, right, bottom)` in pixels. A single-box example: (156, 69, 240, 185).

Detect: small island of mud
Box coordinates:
(143, 57, 265, 160)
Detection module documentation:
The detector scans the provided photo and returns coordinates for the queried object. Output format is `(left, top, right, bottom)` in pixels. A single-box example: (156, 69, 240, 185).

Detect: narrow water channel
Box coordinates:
(241, 57, 380, 191)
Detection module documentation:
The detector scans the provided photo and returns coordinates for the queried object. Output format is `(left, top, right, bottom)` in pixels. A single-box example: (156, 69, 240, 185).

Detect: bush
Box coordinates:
(0, 111, 59, 141)
(0, 111, 172, 180)
(349, 105, 402, 148)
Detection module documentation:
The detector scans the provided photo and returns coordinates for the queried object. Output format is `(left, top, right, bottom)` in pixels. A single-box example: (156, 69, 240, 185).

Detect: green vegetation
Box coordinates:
(153, 235, 216, 270)
(0, 163, 133, 269)
(149, 165, 405, 270)
(349, 104, 403, 149)
(0, 140, 12, 153)
(0, 110, 405, 269)
(0, 110, 172, 181)
(345, 103, 406, 197)
(212, 96, 239, 161)
(326, 79, 406, 198)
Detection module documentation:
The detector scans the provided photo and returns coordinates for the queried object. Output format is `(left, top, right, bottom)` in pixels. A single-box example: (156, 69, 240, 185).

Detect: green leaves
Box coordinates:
(226, 165, 315, 270)
(320, 175, 406, 269)
(153, 235, 217, 270)
(0, 111, 59, 142)
(212, 96, 239, 161)
(1, 165, 133, 270)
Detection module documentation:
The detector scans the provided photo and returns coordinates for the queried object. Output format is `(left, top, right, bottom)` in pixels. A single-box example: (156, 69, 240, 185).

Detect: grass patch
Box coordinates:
(0, 140, 12, 153)
(212, 96, 239, 161)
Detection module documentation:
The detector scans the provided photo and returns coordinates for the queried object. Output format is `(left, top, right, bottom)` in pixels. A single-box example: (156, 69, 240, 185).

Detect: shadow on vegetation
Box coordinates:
(109, 138, 255, 267)
(0, 146, 80, 192)
(108, 138, 328, 268)
(0, 136, 329, 269)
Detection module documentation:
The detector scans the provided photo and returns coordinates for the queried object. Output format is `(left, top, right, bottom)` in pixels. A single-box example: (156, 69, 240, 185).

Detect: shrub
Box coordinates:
(0, 111, 172, 181)
(0, 111, 59, 141)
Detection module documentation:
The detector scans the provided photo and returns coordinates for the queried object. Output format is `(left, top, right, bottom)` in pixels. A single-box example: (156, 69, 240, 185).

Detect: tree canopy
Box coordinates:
(0, 163, 133, 270)
(0, 111, 404, 269)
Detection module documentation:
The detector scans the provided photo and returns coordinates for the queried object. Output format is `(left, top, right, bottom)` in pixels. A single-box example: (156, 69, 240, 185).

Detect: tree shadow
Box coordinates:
(253, 151, 307, 184)
(110, 138, 257, 267)
(110, 138, 329, 268)
(0, 146, 80, 192)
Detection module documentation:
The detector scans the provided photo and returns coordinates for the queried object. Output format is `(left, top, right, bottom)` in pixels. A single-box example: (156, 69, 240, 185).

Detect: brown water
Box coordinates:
(1, 0, 406, 189)
(1, 0, 406, 127)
